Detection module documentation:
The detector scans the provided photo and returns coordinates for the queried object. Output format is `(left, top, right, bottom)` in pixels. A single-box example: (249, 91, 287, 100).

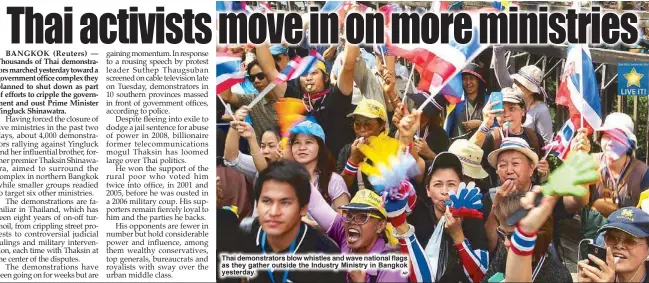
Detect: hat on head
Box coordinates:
(502, 87, 525, 107)
(347, 98, 388, 122)
(289, 120, 326, 143)
(511, 65, 548, 100)
(426, 152, 463, 179)
(595, 112, 637, 146)
(448, 139, 489, 179)
(487, 137, 539, 168)
(598, 207, 649, 238)
(269, 45, 288, 56)
(462, 62, 486, 84)
(408, 90, 446, 118)
(338, 189, 387, 218)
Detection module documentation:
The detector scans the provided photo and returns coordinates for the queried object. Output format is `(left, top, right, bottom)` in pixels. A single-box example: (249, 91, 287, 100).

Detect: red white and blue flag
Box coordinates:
(543, 119, 576, 161)
(556, 44, 602, 134)
(386, 13, 488, 104)
(216, 1, 247, 12)
(216, 53, 246, 94)
(273, 50, 319, 84)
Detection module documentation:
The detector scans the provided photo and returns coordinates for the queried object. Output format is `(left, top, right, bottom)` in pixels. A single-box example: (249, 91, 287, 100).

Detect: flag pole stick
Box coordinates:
(403, 63, 415, 98)
(217, 94, 236, 120)
(417, 45, 490, 112)
(247, 82, 277, 109)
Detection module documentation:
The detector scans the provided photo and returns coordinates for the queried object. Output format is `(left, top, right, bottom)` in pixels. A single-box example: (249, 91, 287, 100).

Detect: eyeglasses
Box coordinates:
(353, 119, 379, 130)
(604, 233, 645, 250)
(248, 72, 265, 81)
(341, 211, 382, 225)
(497, 227, 513, 242)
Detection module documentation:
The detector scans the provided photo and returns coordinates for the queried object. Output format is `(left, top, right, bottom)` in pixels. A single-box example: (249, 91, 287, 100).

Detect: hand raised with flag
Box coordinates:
(570, 128, 591, 153)
(541, 151, 599, 197)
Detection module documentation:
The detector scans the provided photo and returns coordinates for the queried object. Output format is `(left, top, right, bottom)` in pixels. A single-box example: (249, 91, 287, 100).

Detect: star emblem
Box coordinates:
(624, 68, 644, 88)
(622, 209, 634, 218)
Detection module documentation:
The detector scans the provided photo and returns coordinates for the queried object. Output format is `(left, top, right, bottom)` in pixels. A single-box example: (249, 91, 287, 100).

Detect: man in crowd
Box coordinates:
(238, 160, 345, 282)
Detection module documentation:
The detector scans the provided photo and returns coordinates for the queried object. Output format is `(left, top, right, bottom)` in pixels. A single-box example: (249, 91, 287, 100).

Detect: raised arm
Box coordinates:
(470, 101, 500, 147)
(492, 46, 514, 88)
(254, 43, 288, 98)
(307, 178, 338, 233)
(337, 40, 359, 96)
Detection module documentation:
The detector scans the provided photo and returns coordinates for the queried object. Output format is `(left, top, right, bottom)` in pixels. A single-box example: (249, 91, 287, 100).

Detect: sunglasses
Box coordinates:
(341, 211, 382, 225)
(497, 227, 513, 242)
(604, 233, 645, 250)
(248, 72, 265, 81)
(353, 119, 379, 130)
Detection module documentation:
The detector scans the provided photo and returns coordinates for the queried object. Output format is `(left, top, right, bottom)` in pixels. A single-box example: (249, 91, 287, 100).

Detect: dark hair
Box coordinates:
(424, 162, 462, 190)
(260, 126, 282, 144)
(289, 134, 336, 204)
(254, 160, 311, 208)
(246, 59, 280, 76)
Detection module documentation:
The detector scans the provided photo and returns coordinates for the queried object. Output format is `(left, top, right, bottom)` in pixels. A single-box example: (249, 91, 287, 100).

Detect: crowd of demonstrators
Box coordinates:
(217, 3, 649, 282)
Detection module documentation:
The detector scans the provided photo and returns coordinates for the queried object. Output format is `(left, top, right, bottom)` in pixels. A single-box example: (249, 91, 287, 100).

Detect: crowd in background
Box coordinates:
(217, 1, 649, 282)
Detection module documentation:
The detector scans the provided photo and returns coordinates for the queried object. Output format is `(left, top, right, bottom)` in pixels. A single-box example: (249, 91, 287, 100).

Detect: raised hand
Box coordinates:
(542, 151, 600, 197)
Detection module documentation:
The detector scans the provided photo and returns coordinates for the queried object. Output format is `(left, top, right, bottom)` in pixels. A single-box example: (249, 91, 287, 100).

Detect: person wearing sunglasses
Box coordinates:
(578, 207, 649, 283)
(484, 191, 572, 282)
(306, 186, 407, 283)
(338, 98, 389, 197)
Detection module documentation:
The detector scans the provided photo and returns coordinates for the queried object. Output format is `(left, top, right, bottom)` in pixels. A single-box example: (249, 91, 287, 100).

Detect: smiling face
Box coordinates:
(463, 73, 479, 97)
(427, 168, 461, 215)
(342, 210, 385, 252)
(604, 229, 649, 273)
(496, 150, 534, 191)
(291, 134, 319, 165)
(257, 180, 307, 237)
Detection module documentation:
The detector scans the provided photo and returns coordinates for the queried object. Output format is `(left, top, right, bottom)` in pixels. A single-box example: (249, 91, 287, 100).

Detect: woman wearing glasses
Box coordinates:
(578, 207, 649, 283)
(338, 99, 390, 197)
(306, 184, 407, 282)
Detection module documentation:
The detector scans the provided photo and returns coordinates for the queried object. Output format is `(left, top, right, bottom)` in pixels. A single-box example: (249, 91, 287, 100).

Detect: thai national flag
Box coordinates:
(216, 53, 246, 94)
(273, 50, 319, 84)
(556, 44, 602, 134)
(556, 1, 602, 134)
(543, 119, 576, 161)
(216, 1, 246, 12)
(386, 13, 487, 104)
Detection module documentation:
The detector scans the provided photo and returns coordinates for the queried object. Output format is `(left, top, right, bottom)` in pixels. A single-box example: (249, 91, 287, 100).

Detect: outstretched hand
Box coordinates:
(541, 151, 600, 197)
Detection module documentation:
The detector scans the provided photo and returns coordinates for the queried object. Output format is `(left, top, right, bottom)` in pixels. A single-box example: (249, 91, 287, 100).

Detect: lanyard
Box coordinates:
(531, 254, 546, 281)
(261, 225, 301, 283)
(604, 156, 631, 205)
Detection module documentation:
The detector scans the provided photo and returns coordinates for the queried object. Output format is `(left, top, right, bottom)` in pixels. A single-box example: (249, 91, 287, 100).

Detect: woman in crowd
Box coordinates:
(578, 206, 649, 283)
(572, 113, 649, 218)
(493, 47, 554, 144)
(445, 62, 490, 139)
(483, 191, 573, 282)
(306, 187, 407, 282)
(338, 98, 389, 196)
(285, 120, 350, 209)
(471, 87, 548, 186)
(223, 108, 283, 179)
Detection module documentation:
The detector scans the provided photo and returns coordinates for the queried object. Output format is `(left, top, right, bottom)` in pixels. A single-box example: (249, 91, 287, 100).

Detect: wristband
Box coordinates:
(509, 225, 537, 256)
(343, 159, 359, 175)
(392, 224, 415, 239)
(479, 125, 490, 134)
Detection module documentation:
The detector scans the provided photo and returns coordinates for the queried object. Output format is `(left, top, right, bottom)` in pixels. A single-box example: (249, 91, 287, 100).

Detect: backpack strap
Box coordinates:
(492, 127, 502, 152)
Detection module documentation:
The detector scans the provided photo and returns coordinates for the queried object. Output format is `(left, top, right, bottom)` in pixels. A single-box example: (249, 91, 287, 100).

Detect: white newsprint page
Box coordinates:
(0, 1, 217, 282)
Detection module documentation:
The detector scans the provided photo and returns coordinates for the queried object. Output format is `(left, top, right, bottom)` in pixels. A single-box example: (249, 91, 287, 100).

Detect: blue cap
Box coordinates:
(270, 45, 288, 56)
(598, 207, 649, 238)
(289, 120, 325, 143)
